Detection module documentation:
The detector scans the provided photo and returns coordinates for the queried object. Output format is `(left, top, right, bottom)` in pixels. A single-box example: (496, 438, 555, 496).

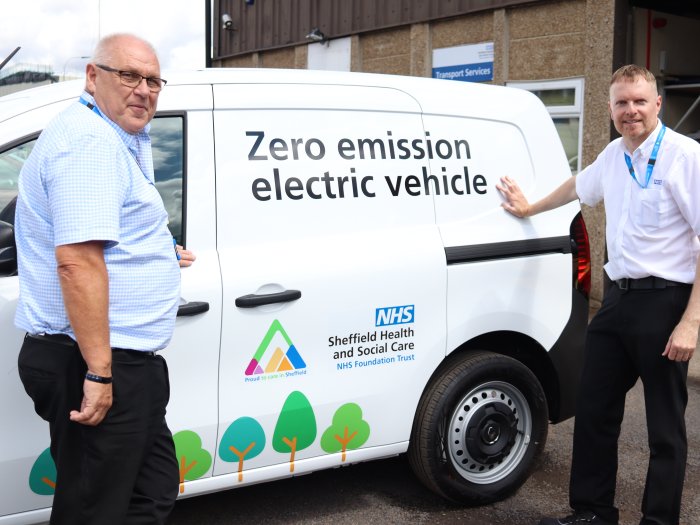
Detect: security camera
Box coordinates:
(222, 14, 233, 30)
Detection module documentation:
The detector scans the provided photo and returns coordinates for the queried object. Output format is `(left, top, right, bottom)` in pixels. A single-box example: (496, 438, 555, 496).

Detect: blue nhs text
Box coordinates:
(375, 305, 415, 327)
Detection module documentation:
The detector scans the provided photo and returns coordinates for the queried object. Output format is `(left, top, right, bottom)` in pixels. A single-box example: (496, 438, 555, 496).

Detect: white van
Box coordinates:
(0, 69, 590, 524)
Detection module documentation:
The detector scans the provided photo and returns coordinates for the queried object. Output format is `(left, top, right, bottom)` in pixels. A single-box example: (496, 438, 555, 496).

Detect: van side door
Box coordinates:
(212, 82, 447, 479)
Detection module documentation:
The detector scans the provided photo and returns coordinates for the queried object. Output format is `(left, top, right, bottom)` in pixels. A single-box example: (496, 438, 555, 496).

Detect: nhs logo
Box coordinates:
(375, 305, 415, 327)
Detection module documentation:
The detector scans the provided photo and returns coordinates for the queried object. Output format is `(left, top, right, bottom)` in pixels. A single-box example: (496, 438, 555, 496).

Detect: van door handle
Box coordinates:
(177, 301, 210, 317)
(235, 290, 302, 308)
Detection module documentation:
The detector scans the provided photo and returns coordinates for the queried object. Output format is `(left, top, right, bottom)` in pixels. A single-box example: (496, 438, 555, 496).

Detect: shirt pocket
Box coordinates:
(636, 187, 671, 229)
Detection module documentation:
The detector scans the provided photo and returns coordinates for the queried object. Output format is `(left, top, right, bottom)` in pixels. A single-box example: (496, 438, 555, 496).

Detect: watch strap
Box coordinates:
(85, 372, 113, 384)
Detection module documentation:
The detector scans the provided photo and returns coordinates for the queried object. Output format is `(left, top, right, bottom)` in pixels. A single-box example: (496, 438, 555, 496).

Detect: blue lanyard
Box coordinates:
(78, 96, 102, 117)
(623, 124, 666, 189)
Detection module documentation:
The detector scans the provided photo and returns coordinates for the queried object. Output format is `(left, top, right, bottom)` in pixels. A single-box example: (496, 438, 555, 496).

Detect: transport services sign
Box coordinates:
(432, 42, 494, 83)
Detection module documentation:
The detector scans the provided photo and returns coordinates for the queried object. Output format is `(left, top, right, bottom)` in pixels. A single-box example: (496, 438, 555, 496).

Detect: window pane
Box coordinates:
(552, 117, 580, 174)
(530, 88, 576, 107)
(0, 140, 36, 222)
(151, 116, 185, 244)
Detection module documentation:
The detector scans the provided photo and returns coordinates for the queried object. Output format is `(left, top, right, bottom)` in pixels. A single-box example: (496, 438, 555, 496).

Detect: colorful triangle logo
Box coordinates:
(245, 320, 307, 376)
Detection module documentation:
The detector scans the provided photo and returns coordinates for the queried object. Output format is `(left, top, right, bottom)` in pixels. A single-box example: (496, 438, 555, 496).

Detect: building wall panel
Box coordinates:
(509, 0, 586, 38)
(507, 0, 586, 80)
(216, 0, 540, 59)
(360, 27, 411, 75)
(432, 12, 494, 49)
(509, 33, 585, 79)
(260, 47, 296, 68)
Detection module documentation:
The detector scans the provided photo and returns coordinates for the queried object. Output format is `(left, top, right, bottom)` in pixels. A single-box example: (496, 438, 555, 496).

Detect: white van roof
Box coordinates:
(0, 68, 544, 125)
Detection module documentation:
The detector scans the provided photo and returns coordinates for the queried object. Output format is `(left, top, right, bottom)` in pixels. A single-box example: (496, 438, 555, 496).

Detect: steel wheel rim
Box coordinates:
(446, 381, 532, 484)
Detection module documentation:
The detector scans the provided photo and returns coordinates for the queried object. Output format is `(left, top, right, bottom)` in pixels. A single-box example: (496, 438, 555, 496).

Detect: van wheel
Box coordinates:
(408, 351, 548, 504)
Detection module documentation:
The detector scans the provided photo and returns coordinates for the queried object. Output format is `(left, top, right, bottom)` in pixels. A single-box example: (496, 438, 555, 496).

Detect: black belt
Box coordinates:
(25, 333, 75, 346)
(26, 333, 156, 356)
(113, 348, 157, 357)
(615, 276, 690, 292)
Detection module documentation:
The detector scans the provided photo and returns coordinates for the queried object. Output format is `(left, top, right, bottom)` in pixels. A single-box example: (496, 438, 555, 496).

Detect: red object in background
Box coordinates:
(652, 17, 667, 29)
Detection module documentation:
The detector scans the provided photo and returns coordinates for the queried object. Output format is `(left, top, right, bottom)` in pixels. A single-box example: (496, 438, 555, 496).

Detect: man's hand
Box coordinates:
(496, 176, 532, 218)
(69, 379, 113, 426)
(176, 244, 196, 268)
(663, 319, 699, 362)
(496, 175, 578, 218)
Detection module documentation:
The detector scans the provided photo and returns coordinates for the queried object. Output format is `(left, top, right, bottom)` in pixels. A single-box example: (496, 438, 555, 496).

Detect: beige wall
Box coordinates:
(581, 0, 617, 305)
(214, 0, 620, 305)
(508, 0, 586, 80)
(358, 27, 411, 75)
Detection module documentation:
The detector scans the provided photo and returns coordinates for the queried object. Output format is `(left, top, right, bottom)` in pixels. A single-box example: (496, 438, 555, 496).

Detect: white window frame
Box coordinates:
(508, 78, 584, 173)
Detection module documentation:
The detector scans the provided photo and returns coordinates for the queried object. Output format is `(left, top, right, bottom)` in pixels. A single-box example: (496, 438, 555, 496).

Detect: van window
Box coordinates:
(0, 140, 36, 222)
(151, 115, 186, 244)
(0, 115, 185, 240)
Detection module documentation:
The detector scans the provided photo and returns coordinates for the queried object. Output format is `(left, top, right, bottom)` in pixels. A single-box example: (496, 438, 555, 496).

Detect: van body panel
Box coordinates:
(446, 254, 572, 353)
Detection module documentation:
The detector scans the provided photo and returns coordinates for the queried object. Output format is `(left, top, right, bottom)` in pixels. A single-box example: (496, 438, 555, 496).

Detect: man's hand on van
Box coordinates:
(497, 175, 579, 218)
(176, 245, 196, 268)
(496, 176, 531, 218)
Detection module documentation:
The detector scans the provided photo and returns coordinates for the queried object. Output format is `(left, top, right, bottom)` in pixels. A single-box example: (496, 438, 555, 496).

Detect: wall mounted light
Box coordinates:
(245, 0, 255, 5)
(222, 13, 234, 30)
(305, 27, 327, 45)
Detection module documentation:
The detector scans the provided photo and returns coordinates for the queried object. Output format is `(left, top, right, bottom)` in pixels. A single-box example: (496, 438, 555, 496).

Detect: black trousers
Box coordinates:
(570, 284, 690, 525)
(18, 335, 179, 525)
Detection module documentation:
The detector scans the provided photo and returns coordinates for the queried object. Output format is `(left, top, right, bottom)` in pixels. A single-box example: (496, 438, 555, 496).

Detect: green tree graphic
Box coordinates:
(273, 391, 316, 472)
(321, 403, 371, 462)
(29, 447, 56, 495)
(218, 417, 266, 482)
(173, 430, 212, 494)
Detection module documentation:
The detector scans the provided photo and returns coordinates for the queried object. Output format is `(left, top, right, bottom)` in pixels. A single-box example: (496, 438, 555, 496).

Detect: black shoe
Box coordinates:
(538, 510, 613, 525)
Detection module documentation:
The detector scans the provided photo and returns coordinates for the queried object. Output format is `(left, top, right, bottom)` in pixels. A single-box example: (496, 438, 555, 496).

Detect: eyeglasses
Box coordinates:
(96, 64, 167, 92)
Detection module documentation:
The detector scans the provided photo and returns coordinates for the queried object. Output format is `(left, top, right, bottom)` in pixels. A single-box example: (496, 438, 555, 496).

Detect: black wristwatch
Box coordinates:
(85, 372, 113, 384)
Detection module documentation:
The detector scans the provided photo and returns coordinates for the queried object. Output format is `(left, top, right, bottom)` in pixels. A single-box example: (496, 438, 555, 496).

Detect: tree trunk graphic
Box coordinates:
(334, 427, 359, 462)
(273, 391, 317, 473)
(218, 417, 266, 484)
(228, 442, 256, 481)
(179, 457, 198, 494)
(282, 436, 298, 472)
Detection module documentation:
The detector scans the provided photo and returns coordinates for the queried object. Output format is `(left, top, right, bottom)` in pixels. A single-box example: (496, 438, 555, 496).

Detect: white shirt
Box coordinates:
(576, 120, 700, 283)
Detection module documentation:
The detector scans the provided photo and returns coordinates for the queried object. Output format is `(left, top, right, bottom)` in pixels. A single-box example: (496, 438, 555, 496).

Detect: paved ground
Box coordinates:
(170, 353, 700, 525)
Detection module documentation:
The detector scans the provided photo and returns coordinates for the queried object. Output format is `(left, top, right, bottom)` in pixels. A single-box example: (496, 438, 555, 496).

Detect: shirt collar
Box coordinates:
(79, 91, 151, 149)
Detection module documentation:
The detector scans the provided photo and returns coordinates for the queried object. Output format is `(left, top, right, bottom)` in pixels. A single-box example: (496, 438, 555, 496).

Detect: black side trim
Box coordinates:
(445, 236, 572, 265)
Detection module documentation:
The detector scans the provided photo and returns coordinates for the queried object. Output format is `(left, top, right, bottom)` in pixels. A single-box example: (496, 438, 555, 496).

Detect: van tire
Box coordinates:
(408, 350, 548, 504)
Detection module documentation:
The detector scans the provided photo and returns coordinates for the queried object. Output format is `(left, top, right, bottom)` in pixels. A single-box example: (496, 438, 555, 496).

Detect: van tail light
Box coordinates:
(570, 212, 591, 299)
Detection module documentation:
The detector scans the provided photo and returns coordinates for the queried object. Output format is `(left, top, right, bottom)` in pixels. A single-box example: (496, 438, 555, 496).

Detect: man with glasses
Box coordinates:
(15, 34, 180, 524)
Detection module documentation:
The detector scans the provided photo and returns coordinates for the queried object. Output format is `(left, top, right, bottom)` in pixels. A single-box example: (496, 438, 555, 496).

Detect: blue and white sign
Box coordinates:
(432, 42, 494, 83)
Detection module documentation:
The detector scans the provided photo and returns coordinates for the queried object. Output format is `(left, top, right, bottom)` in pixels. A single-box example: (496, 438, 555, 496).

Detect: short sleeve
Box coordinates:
(667, 144, 700, 236)
(575, 148, 607, 207)
(44, 130, 129, 247)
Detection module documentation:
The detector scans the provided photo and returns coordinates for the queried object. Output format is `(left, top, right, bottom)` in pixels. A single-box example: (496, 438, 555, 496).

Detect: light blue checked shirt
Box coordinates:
(15, 91, 180, 351)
